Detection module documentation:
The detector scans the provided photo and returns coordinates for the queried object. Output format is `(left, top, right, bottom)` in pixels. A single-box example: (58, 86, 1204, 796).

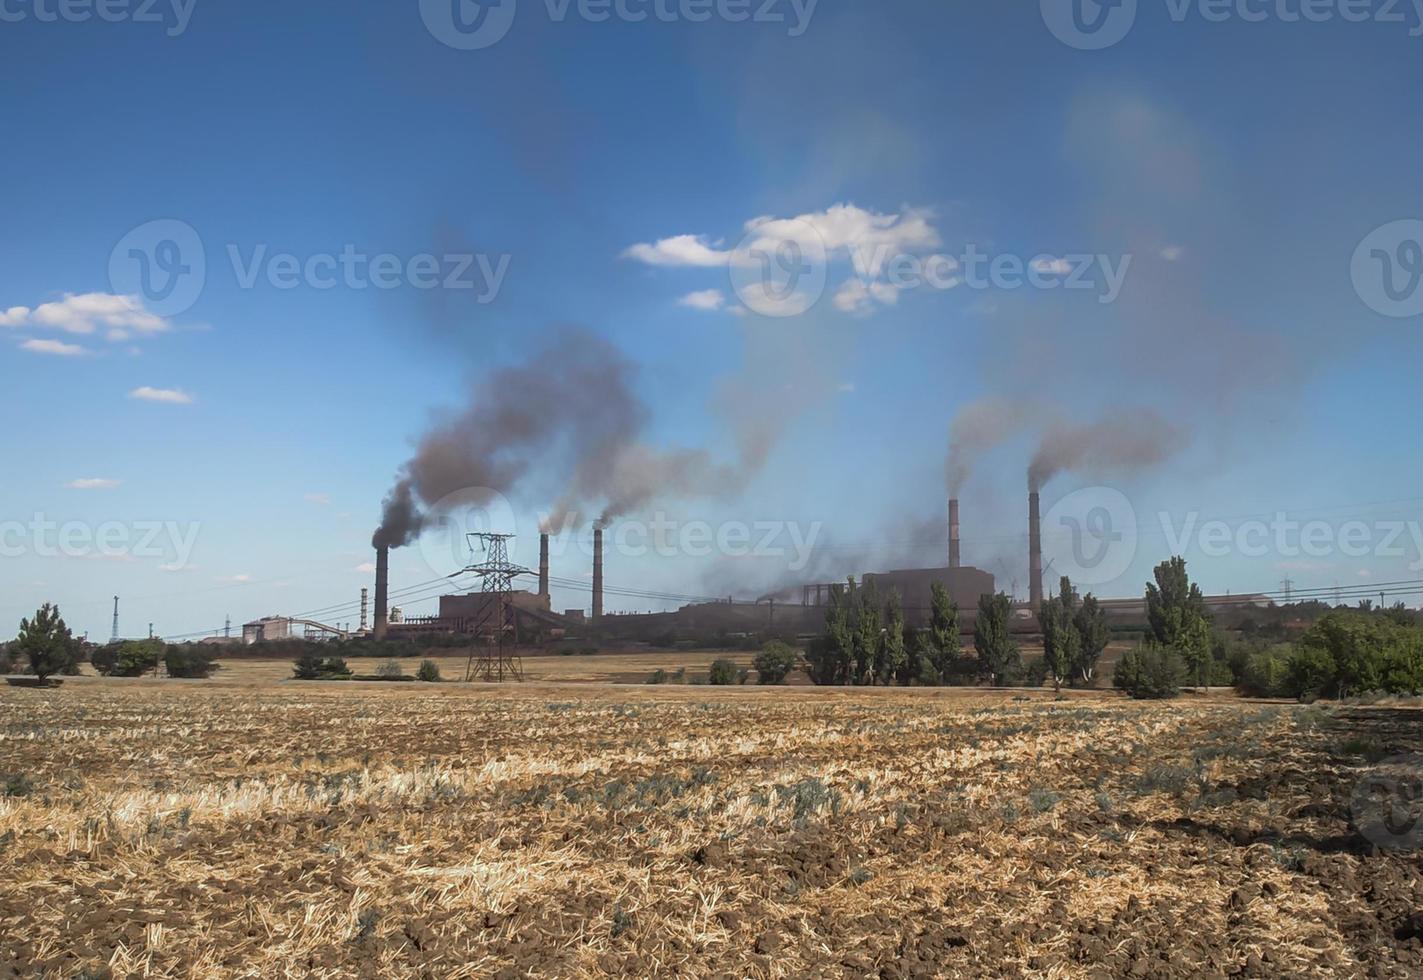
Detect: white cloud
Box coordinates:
(305, 493, 332, 505)
(1357, 569, 1373, 579)
(623, 235, 730, 267)
(1, 293, 169, 337)
(678, 289, 726, 311)
(354, 562, 376, 574)
(1161, 245, 1186, 262)
(833, 278, 901, 315)
(65, 478, 121, 490)
(218, 574, 252, 583)
(20, 338, 89, 357)
(624, 203, 943, 317)
(130, 386, 194, 405)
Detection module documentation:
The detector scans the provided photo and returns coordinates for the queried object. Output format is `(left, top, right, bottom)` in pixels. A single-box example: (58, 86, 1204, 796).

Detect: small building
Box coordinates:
(242, 616, 294, 645)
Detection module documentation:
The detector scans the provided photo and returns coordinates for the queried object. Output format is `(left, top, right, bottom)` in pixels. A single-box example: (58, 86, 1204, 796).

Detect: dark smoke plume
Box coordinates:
(374, 328, 642, 549)
(945, 397, 1033, 494)
(1027, 411, 1186, 493)
(374, 327, 767, 549)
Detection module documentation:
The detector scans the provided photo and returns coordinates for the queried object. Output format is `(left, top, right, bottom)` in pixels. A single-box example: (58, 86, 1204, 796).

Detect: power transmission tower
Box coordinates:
(111, 596, 120, 643)
(224, 615, 231, 639)
(1280, 577, 1294, 603)
(458, 532, 531, 683)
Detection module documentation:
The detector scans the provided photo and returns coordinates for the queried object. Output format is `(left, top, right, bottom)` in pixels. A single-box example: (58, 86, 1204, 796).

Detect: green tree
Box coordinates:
(164, 644, 217, 679)
(974, 592, 1019, 686)
(807, 581, 855, 685)
(708, 659, 739, 686)
(1145, 557, 1213, 689)
(853, 578, 880, 685)
(926, 581, 960, 680)
(14, 604, 81, 682)
(753, 641, 799, 685)
(1039, 577, 1080, 693)
(877, 592, 907, 685)
(1073, 593, 1110, 685)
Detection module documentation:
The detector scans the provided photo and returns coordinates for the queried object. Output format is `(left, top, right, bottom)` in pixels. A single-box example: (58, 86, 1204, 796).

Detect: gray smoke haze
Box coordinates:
(1028, 411, 1187, 493)
(945, 397, 1034, 494)
(374, 328, 642, 549)
(374, 327, 782, 549)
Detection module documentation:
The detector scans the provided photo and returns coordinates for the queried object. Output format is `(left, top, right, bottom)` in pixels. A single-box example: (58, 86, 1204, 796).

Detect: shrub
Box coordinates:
(165, 645, 218, 679)
(708, 659, 739, 686)
(416, 660, 442, 683)
(1114, 645, 1185, 700)
(376, 659, 405, 679)
(94, 640, 161, 677)
(753, 641, 799, 685)
(1240, 645, 1291, 698)
(293, 651, 323, 680)
(917, 658, 942, 687)
(1287, 645, 1336, 701)
(1022, 658, 1050, 688)
(646, 669, 669, 685)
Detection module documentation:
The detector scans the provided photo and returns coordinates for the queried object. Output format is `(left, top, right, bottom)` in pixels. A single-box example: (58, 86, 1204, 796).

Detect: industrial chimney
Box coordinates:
(373, 545, 390, 639)
(592, 524, 604, 621)
(359, 587, 369, 633)
(1028, 492, 1043, 611)
(538, 532, 550, 601)
(948, 498, 961, 569)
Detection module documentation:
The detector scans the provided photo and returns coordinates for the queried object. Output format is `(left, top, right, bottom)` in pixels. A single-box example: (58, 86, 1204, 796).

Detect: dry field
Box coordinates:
(2, 681, 1420, 978)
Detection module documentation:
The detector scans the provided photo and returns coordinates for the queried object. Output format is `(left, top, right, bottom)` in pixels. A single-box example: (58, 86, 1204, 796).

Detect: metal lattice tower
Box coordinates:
(458, 532, 532, 683)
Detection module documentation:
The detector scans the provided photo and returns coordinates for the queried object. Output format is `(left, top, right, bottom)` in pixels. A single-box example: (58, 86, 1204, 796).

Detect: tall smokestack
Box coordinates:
(359, 588, 369, 632)
(373, 546, 389, 640)
(592, 525, 604, 621)
(539, 533, 550, 600)
(948, 498, 961, 569)
(591, 526, 603, 620)
(1028, 492, 1043, 611)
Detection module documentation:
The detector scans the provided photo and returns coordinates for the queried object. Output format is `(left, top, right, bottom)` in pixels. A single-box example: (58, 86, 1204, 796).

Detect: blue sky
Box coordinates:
(3, 1, 1422, 639)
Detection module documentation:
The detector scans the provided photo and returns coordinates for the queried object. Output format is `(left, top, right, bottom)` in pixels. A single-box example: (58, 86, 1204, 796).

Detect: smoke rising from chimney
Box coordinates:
(373, 327, 775, 551)
(945, 397, 1033, 494)
(1027, 410, 1186, 492)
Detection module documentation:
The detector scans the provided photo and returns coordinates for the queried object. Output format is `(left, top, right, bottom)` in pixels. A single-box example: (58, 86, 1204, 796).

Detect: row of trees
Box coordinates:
(804, 576, 1109, 689)
(1238, 612, 1423, 700)
(2, 604, 219, 681)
